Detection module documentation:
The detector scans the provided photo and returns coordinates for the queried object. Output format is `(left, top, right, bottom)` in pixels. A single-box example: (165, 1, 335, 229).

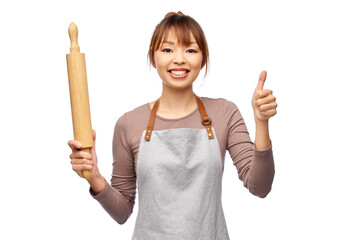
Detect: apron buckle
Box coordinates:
(201, 118, 212, 126)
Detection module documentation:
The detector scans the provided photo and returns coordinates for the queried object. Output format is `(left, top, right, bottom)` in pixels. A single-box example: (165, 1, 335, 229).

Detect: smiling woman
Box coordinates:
(68, 10, 277, 240)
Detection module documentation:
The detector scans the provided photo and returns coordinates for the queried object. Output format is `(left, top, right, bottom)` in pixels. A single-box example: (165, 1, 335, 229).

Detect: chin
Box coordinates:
(163, 81, 194, 90)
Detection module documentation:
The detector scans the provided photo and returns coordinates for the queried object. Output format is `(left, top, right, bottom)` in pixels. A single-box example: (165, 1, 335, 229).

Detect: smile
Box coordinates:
(171, 70, 187, 75)
(168, 69, 190, 79)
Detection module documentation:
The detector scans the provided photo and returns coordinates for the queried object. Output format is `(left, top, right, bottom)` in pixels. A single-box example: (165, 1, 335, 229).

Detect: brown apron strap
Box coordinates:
(144, 95, 214, 141)
(144, 98, 160, 141)
(195, 95, 214, 139)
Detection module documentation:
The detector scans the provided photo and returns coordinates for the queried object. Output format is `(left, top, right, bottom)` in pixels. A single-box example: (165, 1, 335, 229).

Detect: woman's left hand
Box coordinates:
(251, 71, 278, 122)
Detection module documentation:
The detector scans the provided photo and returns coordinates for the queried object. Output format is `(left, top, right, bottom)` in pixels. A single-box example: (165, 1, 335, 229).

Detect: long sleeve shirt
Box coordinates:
(90, 97, 275, 224)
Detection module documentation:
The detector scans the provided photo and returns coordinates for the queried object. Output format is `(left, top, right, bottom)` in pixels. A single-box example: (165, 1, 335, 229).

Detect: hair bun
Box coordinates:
(164, 11, 185, 18)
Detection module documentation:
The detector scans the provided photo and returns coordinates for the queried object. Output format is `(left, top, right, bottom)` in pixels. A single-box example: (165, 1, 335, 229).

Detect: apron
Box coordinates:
(132, 95, 230, 240)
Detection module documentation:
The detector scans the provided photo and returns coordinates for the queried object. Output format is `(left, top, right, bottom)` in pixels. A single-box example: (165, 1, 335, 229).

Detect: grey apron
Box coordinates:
(132, 96, 230, 240)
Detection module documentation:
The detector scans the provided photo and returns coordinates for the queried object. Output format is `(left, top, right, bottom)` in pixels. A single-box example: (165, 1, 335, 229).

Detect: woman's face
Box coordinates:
(154, 31, 203, 90)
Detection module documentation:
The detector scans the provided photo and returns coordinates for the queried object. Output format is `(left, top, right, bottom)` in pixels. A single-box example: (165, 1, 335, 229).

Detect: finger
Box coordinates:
(72, 162, 93, 172)
(258, 102, 278, 112)
(70, 150, 92, 160)
(254, 94, 276, 107)
(77, 171, 84, 178)
(255, 70, 267, 91)
(255, 89, 273, 100)
(68, 140, 81, 151)
(71, 158, 94, 166)
(261, 109, 277, 118)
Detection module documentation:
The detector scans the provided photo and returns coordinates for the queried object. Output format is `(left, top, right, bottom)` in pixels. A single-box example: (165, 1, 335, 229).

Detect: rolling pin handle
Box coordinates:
(69, 22, 80, 53)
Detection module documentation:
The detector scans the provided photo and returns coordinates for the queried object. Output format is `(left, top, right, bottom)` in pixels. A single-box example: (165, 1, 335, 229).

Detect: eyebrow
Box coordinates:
(162, 41, 197, 45)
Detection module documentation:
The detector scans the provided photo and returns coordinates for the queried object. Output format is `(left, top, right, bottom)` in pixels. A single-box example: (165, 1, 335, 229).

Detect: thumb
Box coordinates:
(256, 70, 267, 91)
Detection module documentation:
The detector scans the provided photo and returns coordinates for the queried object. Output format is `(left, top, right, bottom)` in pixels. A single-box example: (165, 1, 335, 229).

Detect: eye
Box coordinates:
(161, 48, 172, 53)
(186, 49, 198, 53)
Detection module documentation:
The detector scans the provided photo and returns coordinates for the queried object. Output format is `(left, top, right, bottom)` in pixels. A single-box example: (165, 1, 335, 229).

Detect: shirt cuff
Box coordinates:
(89, 180, 110, 200)
(253, 140, 273, 156)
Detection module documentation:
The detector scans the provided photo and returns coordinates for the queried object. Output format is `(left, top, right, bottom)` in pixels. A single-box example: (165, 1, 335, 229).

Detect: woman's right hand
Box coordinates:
(68, 129, 98, 179)
(68, 129, 105, 194)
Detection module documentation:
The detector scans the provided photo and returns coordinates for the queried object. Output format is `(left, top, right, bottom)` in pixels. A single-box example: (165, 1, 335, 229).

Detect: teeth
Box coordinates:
(171, 70, 187, 75)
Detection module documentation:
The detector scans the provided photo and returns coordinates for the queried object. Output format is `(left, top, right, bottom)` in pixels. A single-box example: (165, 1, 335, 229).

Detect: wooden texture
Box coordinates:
(66, 22, 93, 181)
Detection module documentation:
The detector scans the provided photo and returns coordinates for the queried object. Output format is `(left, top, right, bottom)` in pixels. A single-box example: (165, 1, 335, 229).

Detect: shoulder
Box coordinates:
(201, 96, 239, 114)
(114, 103, 150, 134)
(201, 96, 244, 128)
(124, 103, 150, 120)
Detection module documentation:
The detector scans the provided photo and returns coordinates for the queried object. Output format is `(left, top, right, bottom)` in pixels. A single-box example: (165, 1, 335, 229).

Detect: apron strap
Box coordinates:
(195, 95, 214, 140)
(144, 98, 160, 141)
(144, 95, 214, 141)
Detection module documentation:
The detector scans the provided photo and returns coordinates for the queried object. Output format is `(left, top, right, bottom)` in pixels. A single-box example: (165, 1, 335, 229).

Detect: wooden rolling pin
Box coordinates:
(66, 22, 93, 181)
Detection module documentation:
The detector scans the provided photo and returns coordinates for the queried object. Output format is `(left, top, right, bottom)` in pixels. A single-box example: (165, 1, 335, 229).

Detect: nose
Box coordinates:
(173, 50, 185, 65)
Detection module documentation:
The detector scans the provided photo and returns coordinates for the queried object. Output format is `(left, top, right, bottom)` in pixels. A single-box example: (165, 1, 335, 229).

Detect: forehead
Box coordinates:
(160, 29, 197, 46)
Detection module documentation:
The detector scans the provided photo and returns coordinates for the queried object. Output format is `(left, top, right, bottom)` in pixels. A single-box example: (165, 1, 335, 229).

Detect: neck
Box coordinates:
(159, 84, 196, 112)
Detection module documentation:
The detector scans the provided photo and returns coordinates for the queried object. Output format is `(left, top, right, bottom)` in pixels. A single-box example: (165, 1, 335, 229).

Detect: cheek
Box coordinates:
(153, 54, 159, 69)
(154, 54, 168, 69)
(154, 56, 167, 77)
(152, 59, 157, 69)
(153, 52, 163, 69)
(191, 55, 204, 69)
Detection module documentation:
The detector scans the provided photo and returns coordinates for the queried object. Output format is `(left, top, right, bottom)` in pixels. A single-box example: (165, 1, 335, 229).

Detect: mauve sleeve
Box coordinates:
(224, 100, 275, 198)
(89, 113, 136, 224)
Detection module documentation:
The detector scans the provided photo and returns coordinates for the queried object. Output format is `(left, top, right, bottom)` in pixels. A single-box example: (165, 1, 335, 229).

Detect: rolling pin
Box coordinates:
(66, 22, 93, 181)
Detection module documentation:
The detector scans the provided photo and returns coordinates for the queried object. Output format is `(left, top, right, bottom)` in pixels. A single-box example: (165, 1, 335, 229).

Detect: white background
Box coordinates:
(0, 0, 359, 239)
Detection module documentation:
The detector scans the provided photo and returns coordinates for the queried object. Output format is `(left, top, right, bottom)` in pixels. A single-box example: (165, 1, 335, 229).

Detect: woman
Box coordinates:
(68, 11, 277, 239)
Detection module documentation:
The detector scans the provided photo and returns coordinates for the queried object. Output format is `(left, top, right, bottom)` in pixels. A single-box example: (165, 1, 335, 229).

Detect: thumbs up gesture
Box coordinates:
(251, 71, 277, 122)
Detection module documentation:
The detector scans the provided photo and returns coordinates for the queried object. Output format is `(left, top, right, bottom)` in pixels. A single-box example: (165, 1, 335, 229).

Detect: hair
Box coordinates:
(148, 11, 209, 76)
